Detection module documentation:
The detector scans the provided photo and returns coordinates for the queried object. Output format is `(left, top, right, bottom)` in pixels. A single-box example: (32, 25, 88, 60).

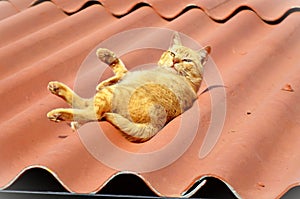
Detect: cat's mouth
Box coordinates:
(168, 63, 179, 74)
(173, 57, 181, 64)
(170, 58, 181, 73)
(163, 64, 178, 75)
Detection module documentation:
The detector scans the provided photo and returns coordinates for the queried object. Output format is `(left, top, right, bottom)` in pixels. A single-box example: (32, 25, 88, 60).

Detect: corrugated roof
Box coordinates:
(1, 0, 300, 198)
(8, 0, 300, 20)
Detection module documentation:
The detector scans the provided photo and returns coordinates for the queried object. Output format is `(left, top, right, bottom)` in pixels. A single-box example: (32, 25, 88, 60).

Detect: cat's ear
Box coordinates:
(170, 31, 182, 47)
(197, 46, 211, 65)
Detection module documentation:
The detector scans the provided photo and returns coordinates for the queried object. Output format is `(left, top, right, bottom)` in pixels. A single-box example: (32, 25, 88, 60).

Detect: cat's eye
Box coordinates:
(169, 51, 175, 57)
(182, 59, 193, 62)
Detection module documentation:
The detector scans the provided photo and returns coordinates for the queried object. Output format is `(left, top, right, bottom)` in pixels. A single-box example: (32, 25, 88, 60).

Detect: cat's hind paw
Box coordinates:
(48, 81, 67, 96)
(47, 109, 73, 122)
(96, 48, 118, 65)
(47, 110, 64, 122)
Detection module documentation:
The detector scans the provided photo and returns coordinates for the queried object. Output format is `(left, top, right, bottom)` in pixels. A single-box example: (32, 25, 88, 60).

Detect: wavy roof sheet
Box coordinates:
(7, 0, 300, 20)
(1, 0, 300, 198)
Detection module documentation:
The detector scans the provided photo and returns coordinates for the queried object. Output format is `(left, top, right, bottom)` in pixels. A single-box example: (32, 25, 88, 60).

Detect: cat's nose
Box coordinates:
(173, 57, 181, 64)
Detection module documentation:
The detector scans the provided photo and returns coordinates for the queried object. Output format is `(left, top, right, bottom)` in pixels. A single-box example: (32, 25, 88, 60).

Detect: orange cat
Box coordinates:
(47, 32, 211, 142)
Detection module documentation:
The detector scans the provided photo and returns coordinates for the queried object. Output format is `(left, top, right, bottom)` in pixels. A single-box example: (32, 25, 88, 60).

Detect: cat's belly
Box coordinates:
(110, 68, 197, 123)
(128, 83, 181, 123)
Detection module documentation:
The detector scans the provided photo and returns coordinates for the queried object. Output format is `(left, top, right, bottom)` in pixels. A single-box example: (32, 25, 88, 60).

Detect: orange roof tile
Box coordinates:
(49, 0, 300, 21)
(0, 1, 18, 20)
(1, 1, 300, 198)
(8, 0, 34, 11)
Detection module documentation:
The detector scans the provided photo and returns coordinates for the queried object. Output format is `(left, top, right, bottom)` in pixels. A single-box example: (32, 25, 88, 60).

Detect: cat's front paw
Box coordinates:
(96, 48, 118, 65)
(96, 83, 105, 91)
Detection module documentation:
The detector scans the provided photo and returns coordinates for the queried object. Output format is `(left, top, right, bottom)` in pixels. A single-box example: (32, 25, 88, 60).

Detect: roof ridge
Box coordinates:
(109, 3, 300, 25)
(28, 0, 300, 25)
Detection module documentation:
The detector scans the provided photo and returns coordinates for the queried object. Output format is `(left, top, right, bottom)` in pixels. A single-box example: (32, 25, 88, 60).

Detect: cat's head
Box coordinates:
(158, 32, 211, 92)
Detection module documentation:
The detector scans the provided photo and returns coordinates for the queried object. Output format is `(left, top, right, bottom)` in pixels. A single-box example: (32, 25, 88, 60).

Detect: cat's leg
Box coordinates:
(48, 81, 92, 109)
(47, 107, 98, 130)
(47, 86, 113, 130)
(104, 105, 167, 142)
(96, 48, 128, 90)
(47, 108, 97, 122)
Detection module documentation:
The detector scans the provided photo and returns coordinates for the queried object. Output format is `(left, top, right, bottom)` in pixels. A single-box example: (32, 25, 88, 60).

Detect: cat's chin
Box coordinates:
(162, 66, 178, 75)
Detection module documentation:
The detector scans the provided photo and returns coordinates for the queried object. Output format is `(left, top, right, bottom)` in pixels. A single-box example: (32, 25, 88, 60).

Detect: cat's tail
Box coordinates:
(104, 105, 167, 143)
